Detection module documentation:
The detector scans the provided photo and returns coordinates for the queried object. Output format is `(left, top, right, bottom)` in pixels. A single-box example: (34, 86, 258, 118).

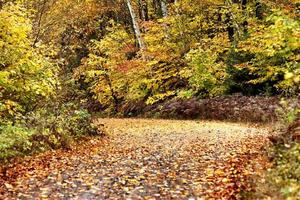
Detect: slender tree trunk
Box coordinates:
(33, 0, 47, 47)
(104, 74, 119, 113)
(255, 0, 263, 19)
(138, 0, 144, 20)
(160, 0, 168, 17)
(153, 0, 160, 17)
(138, 0, 149, 21)
(143, 1, 149, 21)
(241, 0, 248, 35)
(126, 0, 145, 50)
(225, 0, 242, 43)
(226, 16, 235, 42)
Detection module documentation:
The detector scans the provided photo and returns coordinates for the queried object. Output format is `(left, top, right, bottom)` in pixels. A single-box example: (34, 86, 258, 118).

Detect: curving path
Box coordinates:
(1, 119, 271, 199)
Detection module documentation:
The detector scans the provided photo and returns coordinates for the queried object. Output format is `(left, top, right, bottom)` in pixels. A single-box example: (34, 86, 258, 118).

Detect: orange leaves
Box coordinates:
(1, 119, 271, 199)
(116, 59, 146, 74)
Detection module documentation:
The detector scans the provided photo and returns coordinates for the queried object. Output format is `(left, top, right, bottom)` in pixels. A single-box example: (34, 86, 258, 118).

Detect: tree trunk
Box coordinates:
(161, 0, 168, 17)
(126, 0, 145, 50)
(32, 0, 48, 47)
(255, 0, 263, 19)
(138, 0, 149, 21)
(153, 0, 160, 17)
(104, 74, 119, 113)
(225, 0, 242, 43)
(241, 0, 248, 35)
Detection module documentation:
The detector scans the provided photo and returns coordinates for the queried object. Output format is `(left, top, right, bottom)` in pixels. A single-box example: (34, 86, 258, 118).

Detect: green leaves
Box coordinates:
(186, 46, 229, 97)
(267, 142, 300, 198)
(0, 125, 34, 162)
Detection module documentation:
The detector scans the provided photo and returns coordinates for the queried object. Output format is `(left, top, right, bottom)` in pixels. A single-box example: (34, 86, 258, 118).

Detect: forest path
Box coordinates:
(2, 119, 271, 199)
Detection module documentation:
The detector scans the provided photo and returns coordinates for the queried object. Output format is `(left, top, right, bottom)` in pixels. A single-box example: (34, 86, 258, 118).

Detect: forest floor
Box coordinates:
(1, 118, 273, 199)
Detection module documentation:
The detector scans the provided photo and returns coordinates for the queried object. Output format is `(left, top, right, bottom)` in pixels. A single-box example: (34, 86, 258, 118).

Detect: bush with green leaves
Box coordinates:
(0, 125, 33, 162)
(265, 140, 300, 199)
(26, 103, 98, 151)
(252, 128, 300, 199)
(276, 99, 300, 124)
(0, 103, 98, 162)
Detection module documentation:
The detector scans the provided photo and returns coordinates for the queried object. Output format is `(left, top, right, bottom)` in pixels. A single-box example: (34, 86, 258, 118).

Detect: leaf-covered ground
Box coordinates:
(1, 119, 272, 199)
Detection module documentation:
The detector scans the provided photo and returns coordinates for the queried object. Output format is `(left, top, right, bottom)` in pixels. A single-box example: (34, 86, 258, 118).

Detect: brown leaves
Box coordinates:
(1, 119, 271, 199)
(139, 95, 292, 123)
(0, 137, 108, 195)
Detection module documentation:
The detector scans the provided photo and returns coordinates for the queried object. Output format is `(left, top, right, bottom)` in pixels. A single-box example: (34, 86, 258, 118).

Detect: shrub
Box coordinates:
(268, 143, 300, 198)
(276, 99, 300, 124)
(253, 112, 300, 199)
(0, 103, 99, 163)
(0, 3, 58, 123)
(143, 95, 284, 123)
(25, 103, 98, 151)
(0, 3, 100, 162)
(0, 125, 33, 162)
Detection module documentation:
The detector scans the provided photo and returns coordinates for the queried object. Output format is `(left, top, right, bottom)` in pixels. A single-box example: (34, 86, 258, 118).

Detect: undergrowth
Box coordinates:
(0, 102, 99, 163)
(252, 102, 300, 199)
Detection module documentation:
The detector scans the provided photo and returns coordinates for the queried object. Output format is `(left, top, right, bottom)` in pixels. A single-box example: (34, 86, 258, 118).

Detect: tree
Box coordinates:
(74, 23, 135, 112)
(126, 0, 145, 50)
(160, 0, 168, 17)
(0, 3, 58, 123)
(237, 11, 300, 95)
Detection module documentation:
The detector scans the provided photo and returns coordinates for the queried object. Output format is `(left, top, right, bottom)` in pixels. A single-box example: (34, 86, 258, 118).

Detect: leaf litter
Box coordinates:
(1, 118, 272, 199)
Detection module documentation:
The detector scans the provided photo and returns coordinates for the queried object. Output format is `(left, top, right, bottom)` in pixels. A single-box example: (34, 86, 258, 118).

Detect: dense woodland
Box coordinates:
(0, 0, 299, 198)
